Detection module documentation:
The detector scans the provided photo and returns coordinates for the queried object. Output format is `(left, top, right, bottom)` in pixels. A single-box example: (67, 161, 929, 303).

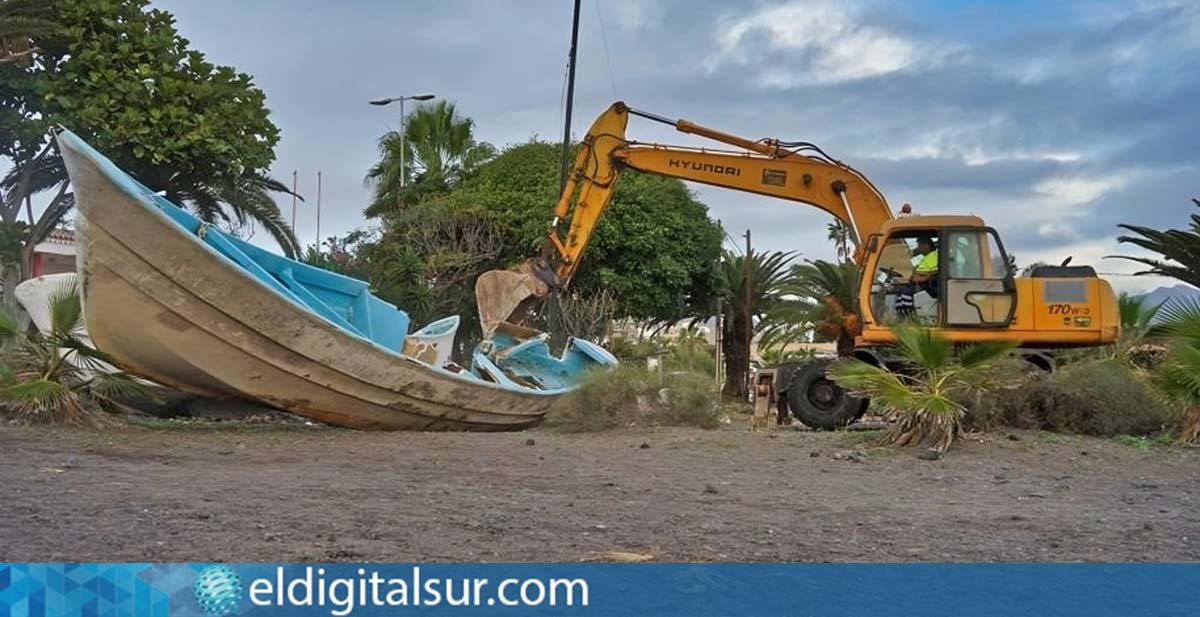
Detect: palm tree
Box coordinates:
(714, 248, 796, 399)
(1150, 298, 1200, 443)
(0, 280, 146, 425)
(826, 220, 851, 262)
(830, 323, 1015, 453)
(761, 259, 860, 357)
(364, 100, 495, 217)
(1112, 198, 1200, 288)
(0, 0, 59, 64)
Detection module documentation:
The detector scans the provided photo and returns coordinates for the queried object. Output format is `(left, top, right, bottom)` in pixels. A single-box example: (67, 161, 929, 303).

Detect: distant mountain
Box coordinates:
(1138, 284, 1200, 313)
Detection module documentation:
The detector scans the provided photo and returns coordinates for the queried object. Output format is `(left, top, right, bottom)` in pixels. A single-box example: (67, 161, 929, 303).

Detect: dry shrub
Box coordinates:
(1181, 407, 1200, 444)
(546, 365, 721, 432)
(969, 359, 1174, 437)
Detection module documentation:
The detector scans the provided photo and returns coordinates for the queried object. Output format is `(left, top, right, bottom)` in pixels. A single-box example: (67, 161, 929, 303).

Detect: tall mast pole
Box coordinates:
(316, 170, 322, 251)
(559, 0, 582, 193)
(744, 229, 752, 398)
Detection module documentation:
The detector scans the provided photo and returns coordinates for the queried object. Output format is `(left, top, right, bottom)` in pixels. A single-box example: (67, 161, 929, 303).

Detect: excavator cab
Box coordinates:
(863, 219, 1017, 330)
(857, 214, 1116, 350)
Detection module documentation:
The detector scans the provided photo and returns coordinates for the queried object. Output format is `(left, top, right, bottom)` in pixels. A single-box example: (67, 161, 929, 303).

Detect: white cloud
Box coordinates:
(606, 0, 661, 33)
(708, 0, 953, 86)
(963, 150, 1081, 166)
(1033, 172, 1132, 207)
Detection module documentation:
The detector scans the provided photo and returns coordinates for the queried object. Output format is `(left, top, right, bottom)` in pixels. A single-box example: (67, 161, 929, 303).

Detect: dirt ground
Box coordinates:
(1, 422, 1198, 562)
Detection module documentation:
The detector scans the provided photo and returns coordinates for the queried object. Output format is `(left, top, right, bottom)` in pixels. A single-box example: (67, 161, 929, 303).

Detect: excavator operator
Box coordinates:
(894, 236, 938, 315)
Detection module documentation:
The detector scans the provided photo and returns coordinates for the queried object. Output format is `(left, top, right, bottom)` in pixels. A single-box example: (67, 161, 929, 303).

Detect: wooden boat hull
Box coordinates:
(59, 130, 609, 430)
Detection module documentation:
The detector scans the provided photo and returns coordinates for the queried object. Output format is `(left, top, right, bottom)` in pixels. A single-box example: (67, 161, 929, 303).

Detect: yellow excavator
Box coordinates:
(475, 102, 1119, 429)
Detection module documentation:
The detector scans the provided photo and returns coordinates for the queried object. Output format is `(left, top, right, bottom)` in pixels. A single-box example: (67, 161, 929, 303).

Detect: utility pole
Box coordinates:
(315, 171, 322, 252)
(559, 0, 582, 193)
(743, 229, 752, 399)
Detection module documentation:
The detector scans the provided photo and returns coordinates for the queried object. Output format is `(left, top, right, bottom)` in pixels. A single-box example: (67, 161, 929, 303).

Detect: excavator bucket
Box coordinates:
(475, 260, 552, 336)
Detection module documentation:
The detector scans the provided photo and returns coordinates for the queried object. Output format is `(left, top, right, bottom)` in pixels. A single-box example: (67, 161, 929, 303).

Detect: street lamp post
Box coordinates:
(369, 93, 436, 190)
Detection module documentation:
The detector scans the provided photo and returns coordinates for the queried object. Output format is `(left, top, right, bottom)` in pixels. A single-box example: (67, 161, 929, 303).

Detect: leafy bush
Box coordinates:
(546, 365, 721, 432)
(605, 334, 716, 378)
(969, 360, 1174, 437)
(662, 329, 715, 377)
(605, 337, 658, 364)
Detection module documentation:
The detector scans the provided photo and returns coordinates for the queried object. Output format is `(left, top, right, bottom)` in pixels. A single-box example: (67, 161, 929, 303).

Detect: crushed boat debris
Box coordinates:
(57, 129, 616, 430)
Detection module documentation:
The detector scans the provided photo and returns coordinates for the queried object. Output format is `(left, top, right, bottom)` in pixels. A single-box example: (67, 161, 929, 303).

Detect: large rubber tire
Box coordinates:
(786, 359, 868, 430)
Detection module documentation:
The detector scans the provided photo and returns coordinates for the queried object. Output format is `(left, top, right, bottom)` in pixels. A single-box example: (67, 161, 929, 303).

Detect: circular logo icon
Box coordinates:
(193, 565, 244, 616)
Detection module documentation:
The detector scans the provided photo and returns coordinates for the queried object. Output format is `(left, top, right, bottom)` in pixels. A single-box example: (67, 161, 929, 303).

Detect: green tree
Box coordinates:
(713, 248, 796, 399)
(0, 280, 145, 425)
(365, 100, 495, 217)
(830, 324, 1015, 453)
(3, 0, 300, 267)
(421, 141, 723, 324)
(0, 0, 57, 295)
(1113, 198, 1200, 288)
(1151, 298, 1200, 443)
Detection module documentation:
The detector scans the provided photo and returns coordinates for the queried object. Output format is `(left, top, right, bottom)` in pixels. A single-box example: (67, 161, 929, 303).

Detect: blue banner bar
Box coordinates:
(0, 563, 1195, 617)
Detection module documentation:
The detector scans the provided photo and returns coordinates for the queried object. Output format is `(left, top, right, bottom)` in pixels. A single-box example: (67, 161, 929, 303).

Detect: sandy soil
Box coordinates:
(1, 423, 1197, 562)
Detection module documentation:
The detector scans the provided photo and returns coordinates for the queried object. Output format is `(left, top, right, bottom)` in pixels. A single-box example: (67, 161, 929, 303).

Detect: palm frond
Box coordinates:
(891, 323, 952, 372)
(85, 372, 152, 402)
(193, 172, 301, 257)
(829, 360, 915, 410)
(46, 278, 82, 337)
(1151, 296, 1200, 345)
(182, 183, 228, 225)
(1118, 292, 1160, 331)
(0, 15, 60, 40)
(1, 150, 65, 197)
(1111, 200, 1200, 288)
(54, 336, 122, 373)
(1, 377, 72, 412)
(1155, 344, 1200, 400)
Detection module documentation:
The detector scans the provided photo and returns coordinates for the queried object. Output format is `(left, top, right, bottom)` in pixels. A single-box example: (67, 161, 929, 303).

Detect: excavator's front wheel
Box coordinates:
(785, 359, 868, 430)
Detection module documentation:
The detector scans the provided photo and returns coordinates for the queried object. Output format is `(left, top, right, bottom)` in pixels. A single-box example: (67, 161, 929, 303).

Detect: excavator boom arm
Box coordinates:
(475, 101, 894, 334)
(546, 102, 893, 287)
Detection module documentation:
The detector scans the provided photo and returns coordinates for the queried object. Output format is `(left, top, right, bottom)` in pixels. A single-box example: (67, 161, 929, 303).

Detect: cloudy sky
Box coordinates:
(154, 0, 1199, 293)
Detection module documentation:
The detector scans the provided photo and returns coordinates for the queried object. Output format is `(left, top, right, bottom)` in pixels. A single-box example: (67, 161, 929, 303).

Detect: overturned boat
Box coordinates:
(57, 129, 615, 430)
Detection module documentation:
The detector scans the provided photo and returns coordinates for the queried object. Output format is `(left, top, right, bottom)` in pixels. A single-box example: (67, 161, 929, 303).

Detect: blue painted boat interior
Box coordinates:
(58, 129, 616, 393)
